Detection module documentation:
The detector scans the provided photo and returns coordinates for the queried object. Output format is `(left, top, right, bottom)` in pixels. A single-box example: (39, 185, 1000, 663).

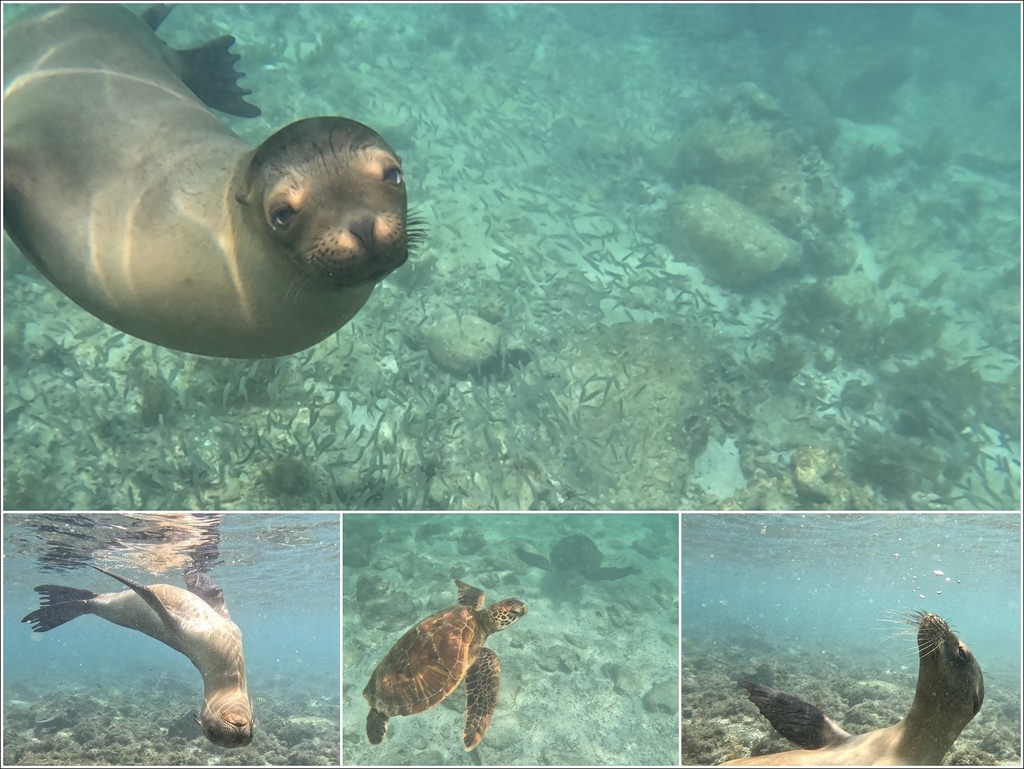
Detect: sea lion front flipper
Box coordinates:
(738, 681, 851, 750)
(89, 565, 183, 635)
(140, 4, 176, 31)
(185, 570, 232, 620)
(165, 33, 261, 118)
(586, 565, 641, 581)
(515, 548, 554, 572)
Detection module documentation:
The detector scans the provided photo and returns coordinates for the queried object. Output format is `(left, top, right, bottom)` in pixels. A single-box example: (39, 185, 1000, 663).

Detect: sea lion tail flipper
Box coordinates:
(184, 569, 231, 620)
(515, 548, 554, 572)
(89, 564, 182, 635)
(738, 681, 852, 750)
(168, 35, 261, 118)
(587, 566, 641, 581)
(21, 585, 98, 632)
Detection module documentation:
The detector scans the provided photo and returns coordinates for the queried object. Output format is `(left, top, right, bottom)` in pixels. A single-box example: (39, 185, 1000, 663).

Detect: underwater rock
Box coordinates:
(669, 109, 857, 279)
(783, 272, 889, 361)
(642, 680, 679, 715)
(669, 185, 801, 288)
(166, 710, 201, 740)
(792, 445, 842, 504)
(536, 645, 582, 674)
(457, 526, 485, 555)
(279, 715, 335, 746)
(423, 313, 501, 376)
(355, 574, 394, 603)
(604, 663, 645, 698)
(358, 588, 417, 632)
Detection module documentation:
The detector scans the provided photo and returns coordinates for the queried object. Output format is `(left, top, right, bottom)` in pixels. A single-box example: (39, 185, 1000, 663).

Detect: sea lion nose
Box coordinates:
(342, 210, 377, 248)
(225, 712, 249, 728)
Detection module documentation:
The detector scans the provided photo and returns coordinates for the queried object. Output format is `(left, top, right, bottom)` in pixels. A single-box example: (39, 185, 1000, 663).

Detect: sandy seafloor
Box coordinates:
(2, 514, 341, 766)
(342, 513, 679, 765)
(681, 513, 1022, 766)
(2, 4, 1021, 511)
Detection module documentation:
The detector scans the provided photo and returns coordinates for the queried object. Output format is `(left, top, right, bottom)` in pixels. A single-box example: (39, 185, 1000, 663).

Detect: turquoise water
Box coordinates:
(343, 512, 679, 765)
(2, 514, 340, 765)
(2, 3, 1020, 510)
(681, 513, 1021, 765)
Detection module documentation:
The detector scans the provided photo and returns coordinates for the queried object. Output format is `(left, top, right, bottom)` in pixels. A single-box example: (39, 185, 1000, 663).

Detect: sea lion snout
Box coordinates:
(202, 704, 254, 747)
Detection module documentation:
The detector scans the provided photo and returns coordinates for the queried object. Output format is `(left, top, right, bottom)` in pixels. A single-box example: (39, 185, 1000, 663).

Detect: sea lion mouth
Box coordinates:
(304, 236, 408, 288)
(303, 212, 427, 290)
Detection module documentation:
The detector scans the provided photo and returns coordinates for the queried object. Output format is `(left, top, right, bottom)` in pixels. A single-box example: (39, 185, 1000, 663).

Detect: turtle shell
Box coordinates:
(364, 604, 479, 717)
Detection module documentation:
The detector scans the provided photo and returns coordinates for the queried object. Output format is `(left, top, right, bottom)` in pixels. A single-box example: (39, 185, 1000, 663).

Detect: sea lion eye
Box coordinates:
(270, 205, 297, 229)
(956, 646, 970, 662)
(383, 167, 403, 185)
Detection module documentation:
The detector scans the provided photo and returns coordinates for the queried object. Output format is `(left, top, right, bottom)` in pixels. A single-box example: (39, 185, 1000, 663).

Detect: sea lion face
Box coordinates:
(201, 693, 254, 748)
(240, 117, 414, 289)
(917, 612, 984, 720)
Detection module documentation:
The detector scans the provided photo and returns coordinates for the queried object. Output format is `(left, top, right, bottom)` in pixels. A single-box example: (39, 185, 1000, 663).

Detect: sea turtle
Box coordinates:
(363, 580, 527, 751)
(516, 533, 639, 581)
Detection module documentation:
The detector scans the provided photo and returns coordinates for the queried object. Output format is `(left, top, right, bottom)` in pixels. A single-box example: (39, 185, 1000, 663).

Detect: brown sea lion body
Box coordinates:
(721, 611, 984, 766)
(22, 565, 253, 748)
(3, 4, 411, 358)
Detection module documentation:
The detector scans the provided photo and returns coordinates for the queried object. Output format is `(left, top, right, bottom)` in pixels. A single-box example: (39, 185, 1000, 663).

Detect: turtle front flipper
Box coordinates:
(515, 548, 554, 572)
(366, 707, 389, 745)
(463, 647, 500, 751)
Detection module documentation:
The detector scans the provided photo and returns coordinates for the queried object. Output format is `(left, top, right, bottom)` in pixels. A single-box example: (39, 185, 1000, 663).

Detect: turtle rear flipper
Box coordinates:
(366, 708, 389, 745)
(739, 681, 851, 749)
(515, 548, 554, 572)
(586, 565, 640, 580)
(464, 647, 500, 751)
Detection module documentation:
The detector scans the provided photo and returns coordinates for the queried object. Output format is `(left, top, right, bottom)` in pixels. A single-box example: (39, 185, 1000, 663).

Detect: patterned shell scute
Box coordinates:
(366, 605, 478, 717)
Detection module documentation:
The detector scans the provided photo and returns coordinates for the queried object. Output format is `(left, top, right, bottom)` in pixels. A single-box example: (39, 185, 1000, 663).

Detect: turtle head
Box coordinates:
(486, 598, 527, 631)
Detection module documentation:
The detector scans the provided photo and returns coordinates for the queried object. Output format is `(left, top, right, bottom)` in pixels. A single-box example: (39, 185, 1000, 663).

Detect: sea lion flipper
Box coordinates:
(515, 548, 554, 572)
(21, 585, 98, 632)
(140, 4, 176, 31)
(185, 570, 232, 620)
(169, 35, 261, 118)
(738, 681, 851, 750)
(586, 566, 641, 581)
(89, 565, 182, 635)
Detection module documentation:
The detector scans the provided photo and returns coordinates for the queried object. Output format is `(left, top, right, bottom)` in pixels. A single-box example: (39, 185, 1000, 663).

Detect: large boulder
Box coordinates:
(668, 184, 801, 288)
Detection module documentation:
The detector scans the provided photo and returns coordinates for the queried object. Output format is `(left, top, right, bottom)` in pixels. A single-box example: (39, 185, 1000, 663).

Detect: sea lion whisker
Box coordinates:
(724, 609, 984, 766)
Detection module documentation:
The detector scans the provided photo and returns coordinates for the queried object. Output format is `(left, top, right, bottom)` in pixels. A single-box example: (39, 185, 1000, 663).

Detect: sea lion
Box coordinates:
(3, 4, 419, 358)
(516, 533, 640, 581)
(721, 611, 984, 766)
(21, 564, 254, 748)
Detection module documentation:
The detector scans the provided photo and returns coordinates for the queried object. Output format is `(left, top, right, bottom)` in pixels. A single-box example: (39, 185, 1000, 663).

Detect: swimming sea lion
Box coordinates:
(721, 611, 984, 766)
(3, 4, 418, 358)
(21, 564, 254, 748)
